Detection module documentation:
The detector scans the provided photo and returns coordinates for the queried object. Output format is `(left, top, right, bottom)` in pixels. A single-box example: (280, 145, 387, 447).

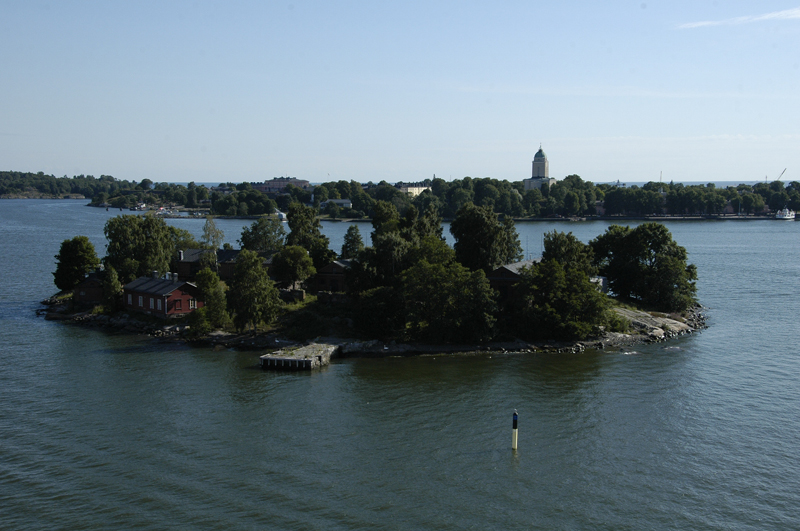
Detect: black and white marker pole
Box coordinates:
(512, 409, 518, 450)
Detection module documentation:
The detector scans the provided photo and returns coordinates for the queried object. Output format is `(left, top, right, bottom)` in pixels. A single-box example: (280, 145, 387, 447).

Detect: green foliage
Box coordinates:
(286, 202, 336, 268)
(590, 223, 697, 312)
(401, 260, 497, 343)
(352, 286, 405, 339)
(201, 217, 225, 250)
(209, 188, 276, 216)
(53, 236, 100, 291)
(450, 203, 522, 272)
(605, 309, 631, 333)
(169, 226, 200, 255)
(271, 246, 316, 288)
(512, 260, 609, 340)
(238, 216, 286, 253)
(228, 249, 281, 332)
(0, 171, 141, 200)
(103, 215, 174, 283)
(195, 267, 229, 328)
(340, 225, 365, 259)
(371, 200, 400, 241)
(542, 231, 596, 276)
(102, 266, 123, 313)
(187, 307, 213, 338)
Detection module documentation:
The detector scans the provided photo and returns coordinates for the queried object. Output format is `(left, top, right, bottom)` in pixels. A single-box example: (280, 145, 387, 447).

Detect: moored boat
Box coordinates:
(776, 207, 796, 220)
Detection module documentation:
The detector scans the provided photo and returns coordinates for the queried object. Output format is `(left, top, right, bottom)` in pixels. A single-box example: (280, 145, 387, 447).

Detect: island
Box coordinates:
(43, 198, 706, 363)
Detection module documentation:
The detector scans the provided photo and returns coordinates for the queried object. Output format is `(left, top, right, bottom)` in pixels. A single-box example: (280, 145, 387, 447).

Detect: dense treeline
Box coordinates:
(54, 204, 697, 343)
(314, 176, 800, 219)
(10, 170, 799, 219)
(0, 171, 140, 198)
(601, 180, 800, 215)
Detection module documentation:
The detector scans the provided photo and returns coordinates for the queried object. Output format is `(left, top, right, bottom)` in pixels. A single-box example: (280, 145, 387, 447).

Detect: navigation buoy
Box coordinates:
(512, 409, 518, 450)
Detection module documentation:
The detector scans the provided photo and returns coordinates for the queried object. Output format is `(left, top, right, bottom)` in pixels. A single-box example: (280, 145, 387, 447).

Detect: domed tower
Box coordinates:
(532, 145, 549, 179)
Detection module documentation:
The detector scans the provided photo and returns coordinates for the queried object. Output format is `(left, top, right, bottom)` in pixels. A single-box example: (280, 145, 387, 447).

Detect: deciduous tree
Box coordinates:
(542, 231, 596, 276)
(53, 236, 100, 291)
(270, 246, 316, 289)
(228, 249, 280, 332)
(238, 216, 286, 253)
(450, 203, 522, 272)
(401, 260, 497, 343)
(590, 223, 697, 312)
(512, 260, 608, 340)
(103, 215, 173, 282)
(285, 202, 336, 268)
(195, 267, 229, 328)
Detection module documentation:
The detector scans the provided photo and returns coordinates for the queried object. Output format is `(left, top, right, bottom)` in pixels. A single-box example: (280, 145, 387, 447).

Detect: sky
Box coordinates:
(2, 1, 799, 185)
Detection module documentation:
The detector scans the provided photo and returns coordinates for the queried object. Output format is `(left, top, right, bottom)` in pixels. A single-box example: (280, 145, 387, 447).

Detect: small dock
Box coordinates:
(260, 343, 338, 371)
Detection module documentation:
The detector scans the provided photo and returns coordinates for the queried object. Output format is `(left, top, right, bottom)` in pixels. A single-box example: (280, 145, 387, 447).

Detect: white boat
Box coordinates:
(775, 207, 796, 220)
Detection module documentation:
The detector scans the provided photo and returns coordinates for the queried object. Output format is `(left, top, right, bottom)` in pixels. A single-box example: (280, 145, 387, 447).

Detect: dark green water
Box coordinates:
(1, 200, 798, 529)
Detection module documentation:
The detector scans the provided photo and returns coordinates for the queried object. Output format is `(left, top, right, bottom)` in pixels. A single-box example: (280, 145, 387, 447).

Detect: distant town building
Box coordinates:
(396, 182, 431, 197)
(253, 177, 311, 194)
(523, 145, 556, 191)
(319, 199, 352, 209)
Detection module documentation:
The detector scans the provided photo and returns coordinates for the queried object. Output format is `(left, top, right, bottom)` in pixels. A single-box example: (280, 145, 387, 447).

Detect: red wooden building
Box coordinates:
(123, 273, 204, 318)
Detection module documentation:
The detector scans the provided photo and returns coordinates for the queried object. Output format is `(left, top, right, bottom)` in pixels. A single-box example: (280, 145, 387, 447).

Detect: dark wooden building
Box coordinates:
(307, 259, 353, 293)
(487, 259, 541, 304)
(73, 271, 105, 305)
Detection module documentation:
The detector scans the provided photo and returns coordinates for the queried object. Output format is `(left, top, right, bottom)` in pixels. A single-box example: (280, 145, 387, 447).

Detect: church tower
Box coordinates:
(523, 144, 555, 191)
(532, 144, 549, 178)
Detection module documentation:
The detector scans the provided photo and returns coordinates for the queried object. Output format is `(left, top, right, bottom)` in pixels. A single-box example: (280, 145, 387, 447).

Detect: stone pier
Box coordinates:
(260, 343, 338, 371)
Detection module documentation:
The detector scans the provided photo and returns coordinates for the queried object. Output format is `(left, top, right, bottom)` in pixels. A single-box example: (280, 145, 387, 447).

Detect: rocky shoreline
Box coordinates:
(39, 296, 707, 357)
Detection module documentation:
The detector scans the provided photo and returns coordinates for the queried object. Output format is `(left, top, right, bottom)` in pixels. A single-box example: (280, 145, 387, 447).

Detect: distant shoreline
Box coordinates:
(2, 196, 790, 222)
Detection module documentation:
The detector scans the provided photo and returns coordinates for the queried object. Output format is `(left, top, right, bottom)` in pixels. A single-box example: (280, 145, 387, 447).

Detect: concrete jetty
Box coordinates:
(260, 343, 338, 371)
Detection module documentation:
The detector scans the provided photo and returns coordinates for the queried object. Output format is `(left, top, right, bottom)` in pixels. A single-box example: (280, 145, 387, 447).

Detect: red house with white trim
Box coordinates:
(123, 273, 204, 318)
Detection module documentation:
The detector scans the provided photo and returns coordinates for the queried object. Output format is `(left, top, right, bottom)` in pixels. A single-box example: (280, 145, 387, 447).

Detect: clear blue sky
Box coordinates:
(2, 1, 798, 185)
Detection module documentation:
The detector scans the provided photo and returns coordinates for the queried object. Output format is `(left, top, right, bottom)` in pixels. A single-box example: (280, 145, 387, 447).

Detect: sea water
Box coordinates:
(1, 200, 798, 529)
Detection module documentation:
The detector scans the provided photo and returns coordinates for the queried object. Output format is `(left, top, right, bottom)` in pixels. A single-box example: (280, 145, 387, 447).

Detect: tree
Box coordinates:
(371, 200, 400, 241)
(590, 223, 697, 312)
(103, 215, 173, 282)
(195, 267, 229, 328)
(228, 249, 281, 332)
(270, 246, 316, 289)
(512, 260, 609, 340)
(53, 236, 100, 291)
(285, 202, 336, 268)
(450, 203, 522, 272)
(169, 226, 199, 254)
(201, 216, 225, 250)
(102, 266, 123, 313)
(401, 260, 497, 343)
(238, 216, 286, 253)
(542, 231, 596, 276)
(340, 225, 365, 259)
